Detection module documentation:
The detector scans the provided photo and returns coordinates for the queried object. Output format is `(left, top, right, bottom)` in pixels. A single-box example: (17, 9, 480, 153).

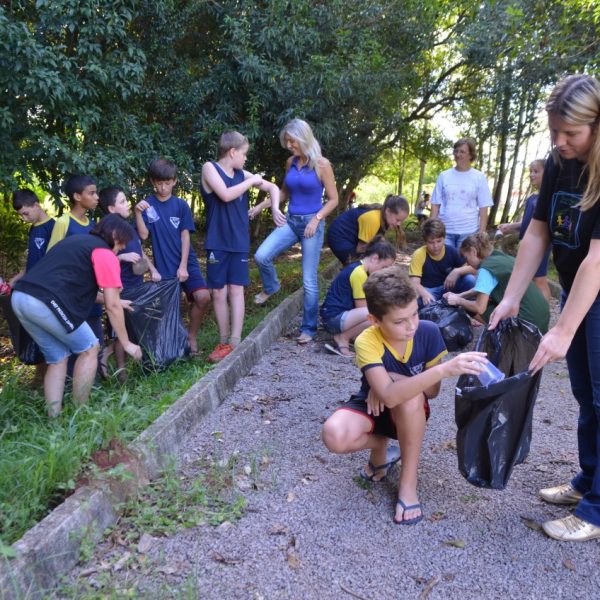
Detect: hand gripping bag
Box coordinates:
(455, 318, 542, 489)
(418, 299, 473, 351)
(121, 279, 189, 370)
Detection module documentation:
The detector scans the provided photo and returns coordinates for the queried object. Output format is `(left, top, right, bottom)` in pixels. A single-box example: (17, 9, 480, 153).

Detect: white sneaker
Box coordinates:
(539, 483, 584, 505)
(542, 515, 600, 542)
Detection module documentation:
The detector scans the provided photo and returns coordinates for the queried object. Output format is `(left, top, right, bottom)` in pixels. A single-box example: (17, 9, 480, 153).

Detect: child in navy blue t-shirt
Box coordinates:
(135, 159, 210, 356)
(9, 189, 55, 286)
(201, 131, 281, 362)
(99, 186, 161, 379)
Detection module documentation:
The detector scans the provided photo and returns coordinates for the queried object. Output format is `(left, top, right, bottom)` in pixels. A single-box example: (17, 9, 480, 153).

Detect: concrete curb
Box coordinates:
(0, 261, 340, 599)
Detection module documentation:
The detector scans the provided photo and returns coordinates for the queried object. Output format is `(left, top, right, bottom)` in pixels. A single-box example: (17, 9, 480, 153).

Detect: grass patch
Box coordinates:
(52, 454, 260, 599)
(0, 254, 328, 546)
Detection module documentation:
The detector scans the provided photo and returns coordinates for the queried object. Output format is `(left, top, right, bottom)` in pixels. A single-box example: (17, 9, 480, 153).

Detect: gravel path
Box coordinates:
(63, 300, 600, 599)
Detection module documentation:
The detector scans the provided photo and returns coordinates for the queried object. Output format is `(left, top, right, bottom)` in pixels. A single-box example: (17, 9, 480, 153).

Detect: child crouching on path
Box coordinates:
(201, 131, 281, 362)
(320, 235, 396, 357)
(321, 266, 487, 524)
(135, 159, 211, 356)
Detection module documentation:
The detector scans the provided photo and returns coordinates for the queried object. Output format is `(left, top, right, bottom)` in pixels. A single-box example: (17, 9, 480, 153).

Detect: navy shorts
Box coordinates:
(206, 250, 250, 288)
(182, 260, 208, 298)
(337, 393, 430, 439)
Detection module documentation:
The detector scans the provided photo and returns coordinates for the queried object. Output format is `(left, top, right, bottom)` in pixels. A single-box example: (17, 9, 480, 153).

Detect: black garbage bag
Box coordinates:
(455, 318, 543, 489)
(121, 279, 189, 370)
(0, 294, 44, 365)
(418, 299, 473, 351)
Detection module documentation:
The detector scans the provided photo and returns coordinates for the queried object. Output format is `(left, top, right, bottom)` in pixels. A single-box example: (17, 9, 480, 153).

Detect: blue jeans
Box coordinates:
(254, 213, 325, 336)
(445, 232, 476, 250)
(422, 274, 476, 303)
(562, 293, 600, 527)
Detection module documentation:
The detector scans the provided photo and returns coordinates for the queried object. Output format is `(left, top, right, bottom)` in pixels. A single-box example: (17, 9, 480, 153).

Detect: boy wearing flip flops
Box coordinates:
(321, 266, 487, 524)
(320, 236, 396, 358)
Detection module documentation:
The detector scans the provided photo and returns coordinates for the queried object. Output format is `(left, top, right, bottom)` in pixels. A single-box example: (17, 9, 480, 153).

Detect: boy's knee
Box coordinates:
(393, 393, 425, 416)
(322, 419, 349, 454)
(193, 289, 211, 308)
(82, 343, 100, 358)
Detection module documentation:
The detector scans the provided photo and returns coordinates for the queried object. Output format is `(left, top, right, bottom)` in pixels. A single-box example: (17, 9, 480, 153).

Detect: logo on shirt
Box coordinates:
(170, 217, 180, 229)
(550, 191, 582, 249)
(409, 363, 424, 375)
(34, 238, 46, 250)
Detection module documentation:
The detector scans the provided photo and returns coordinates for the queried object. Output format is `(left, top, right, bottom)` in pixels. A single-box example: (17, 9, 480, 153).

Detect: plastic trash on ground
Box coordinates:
(121, 279, 190, 370)
(418, 299, 473, 351)
(455, 318, 543, 489)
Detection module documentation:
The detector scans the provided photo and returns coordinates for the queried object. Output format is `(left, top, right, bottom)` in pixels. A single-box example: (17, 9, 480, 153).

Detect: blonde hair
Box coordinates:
(545, 74, 600, 211)
(279, 118, 323, 176)
(530, 158, 546, 170)
(460, 232, 493, 259)
(218, 131, 249, 159)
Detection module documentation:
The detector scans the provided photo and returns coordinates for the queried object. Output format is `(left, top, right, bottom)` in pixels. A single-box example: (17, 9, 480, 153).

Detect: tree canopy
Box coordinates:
(1, 0, 599, 216)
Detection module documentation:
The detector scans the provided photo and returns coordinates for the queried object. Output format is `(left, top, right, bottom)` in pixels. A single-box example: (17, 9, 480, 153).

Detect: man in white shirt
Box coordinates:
(430, 138, 493, 249)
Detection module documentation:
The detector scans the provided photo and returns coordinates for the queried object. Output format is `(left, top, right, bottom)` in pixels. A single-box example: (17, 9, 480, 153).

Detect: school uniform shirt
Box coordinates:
(14, 234, 122, 332)
(353, 321, 447, 402)
(201, 162, 250, 253)
(141, 195, 199, 278)
(320, 260, 368, 320)
(409, 244, 466, 288)
(118, 224, 144, 289)
(327, 208, 382, 246)
(534, 155, 600, 293)
(47, 212, 94, 250)
(26, 217, 55, 271)
(47, 211, 101, 318)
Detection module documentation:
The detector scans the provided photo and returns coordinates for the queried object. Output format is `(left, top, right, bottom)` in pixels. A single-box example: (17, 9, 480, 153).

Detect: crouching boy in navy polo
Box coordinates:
(409, 218, 476, 307)
(321, 266, 487, 524)
(135, 158, 211, 356)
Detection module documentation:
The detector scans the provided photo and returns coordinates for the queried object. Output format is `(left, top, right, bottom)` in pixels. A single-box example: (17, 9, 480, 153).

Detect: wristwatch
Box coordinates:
(315, 213, 323, 221)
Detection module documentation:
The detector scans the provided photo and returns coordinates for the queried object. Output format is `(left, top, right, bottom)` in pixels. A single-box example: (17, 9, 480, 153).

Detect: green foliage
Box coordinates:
(0, 197, 28, 276)
(0, 256, 306, 545)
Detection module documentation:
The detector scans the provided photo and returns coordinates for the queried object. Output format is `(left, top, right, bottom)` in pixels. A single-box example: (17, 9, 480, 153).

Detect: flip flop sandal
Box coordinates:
(324, 343, 354, 358)
(394, 498, 424, 525)
(359, 445, 401, 482)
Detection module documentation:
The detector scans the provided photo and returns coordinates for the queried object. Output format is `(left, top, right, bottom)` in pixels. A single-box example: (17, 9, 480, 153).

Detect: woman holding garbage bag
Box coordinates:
(489, 74, 600, 543)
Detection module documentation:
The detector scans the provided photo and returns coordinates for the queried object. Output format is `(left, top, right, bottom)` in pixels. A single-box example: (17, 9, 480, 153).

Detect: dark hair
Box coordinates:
(98, 186, 124, 214)
(90, 214, 133, 248)
(148, 158, 177, 181)
(460, 232, 492, 259)
(363, 235, 396, 261)
(421, 218, 446, 240)
(381, 194, 410, 231)
(12, 189, 40, 210)
(64, 175, 96, 204)
(363, 265, 416, 320)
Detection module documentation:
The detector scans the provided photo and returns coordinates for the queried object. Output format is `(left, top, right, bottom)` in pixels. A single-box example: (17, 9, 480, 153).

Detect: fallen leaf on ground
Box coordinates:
(268, 524, 289, 535)
(112, 551, 131, 572)
(442, 539, 465, 549)
(563, 558, 576, 571)
(212, 552, 242, 565)
(137, 533, 155, 554)
(287, 492, 296, 502)
(286, 552, 300, 569)
(157, 564, 178, 574)
(520, 516, 542, 531)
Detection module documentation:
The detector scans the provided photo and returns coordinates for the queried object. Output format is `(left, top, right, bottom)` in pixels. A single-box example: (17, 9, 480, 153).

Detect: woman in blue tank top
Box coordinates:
(254, 119, 338, 343)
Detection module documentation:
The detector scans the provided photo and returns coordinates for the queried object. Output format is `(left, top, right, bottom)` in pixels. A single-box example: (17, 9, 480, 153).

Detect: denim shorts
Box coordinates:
(11, 291, 99, 364)
(321, 311, 348, 335)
